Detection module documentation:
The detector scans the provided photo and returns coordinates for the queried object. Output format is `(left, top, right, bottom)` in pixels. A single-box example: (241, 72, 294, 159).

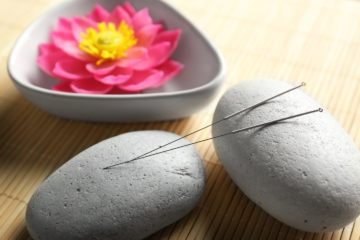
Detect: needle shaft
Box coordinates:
(103, 107, 321, 169)
(116, 82, 306, 164)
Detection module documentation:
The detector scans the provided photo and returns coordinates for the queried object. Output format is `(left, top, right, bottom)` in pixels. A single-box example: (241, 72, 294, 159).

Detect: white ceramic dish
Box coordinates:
(8, 0, 225, 122)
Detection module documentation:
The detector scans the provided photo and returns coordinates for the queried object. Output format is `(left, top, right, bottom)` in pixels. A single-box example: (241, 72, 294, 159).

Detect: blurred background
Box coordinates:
(1, 0, 360, 239)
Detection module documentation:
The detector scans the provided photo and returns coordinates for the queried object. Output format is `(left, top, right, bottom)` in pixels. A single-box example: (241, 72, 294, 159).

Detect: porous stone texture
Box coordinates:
(212, 79, 360, 232)
(26, 131, 205, 240)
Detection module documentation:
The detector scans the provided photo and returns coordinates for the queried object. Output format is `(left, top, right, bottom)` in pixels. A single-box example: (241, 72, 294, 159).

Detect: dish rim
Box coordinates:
(7, 0, 226, 100)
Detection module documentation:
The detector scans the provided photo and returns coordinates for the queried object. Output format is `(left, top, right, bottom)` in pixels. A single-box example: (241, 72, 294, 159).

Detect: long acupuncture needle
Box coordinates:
(103, 107, 322, 169)
(123, 82, 306, 163)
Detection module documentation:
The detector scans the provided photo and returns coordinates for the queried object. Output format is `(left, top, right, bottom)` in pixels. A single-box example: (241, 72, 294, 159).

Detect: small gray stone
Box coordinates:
(26, 131, 205, 240)
(212, 79, 360, 232)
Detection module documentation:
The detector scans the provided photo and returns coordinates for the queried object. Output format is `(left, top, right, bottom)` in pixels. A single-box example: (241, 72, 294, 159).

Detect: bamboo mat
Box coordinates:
(1, 0, 360, 239)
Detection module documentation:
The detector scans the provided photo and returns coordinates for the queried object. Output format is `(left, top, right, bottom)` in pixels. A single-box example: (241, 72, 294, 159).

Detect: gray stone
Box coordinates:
(212, 79, 360, 232)
(26, 131, 205, 240)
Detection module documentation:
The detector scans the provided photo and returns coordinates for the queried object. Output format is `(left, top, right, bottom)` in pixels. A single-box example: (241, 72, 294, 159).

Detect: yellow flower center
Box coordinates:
(79, 21, 137, 65)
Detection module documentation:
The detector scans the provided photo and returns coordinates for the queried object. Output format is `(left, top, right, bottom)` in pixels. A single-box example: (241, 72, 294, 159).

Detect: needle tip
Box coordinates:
(319, 108, 323, 112)
(301, 82, 306, 86)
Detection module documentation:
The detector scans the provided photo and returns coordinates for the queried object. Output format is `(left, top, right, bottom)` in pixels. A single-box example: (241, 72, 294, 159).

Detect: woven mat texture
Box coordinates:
(1, 0, 360, 239)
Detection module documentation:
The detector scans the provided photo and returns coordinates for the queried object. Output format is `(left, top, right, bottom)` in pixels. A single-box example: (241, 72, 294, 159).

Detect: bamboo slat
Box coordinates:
(1, 0, 360, 239)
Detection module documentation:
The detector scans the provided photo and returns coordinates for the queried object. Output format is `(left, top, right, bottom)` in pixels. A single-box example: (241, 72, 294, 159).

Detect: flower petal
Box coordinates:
(132, 42, 171, 70)
(37, 54, 61, 77)
(95, 67, 132, 85)
(53, 59, 92, 80)
(117, 47, 147, 68)
(109, 6, 132, 26)
(123, 2, 136, 16)
(108, 88, 139, 94)
(132, 8, 152, 30)
(51, 31, 93, 61)
(136, 24, 161, 47)
(153, 29, 181, 54)
(71, 17, 97, 41)
(118, 70, 164, 91)
(51, 29, 75, 42)
(57, 18, 72, 33)
(87, 4, 110, 22)
(53, 82, 73, 93)
(37, 44, 68, 76)
(86, 62, 116, 75)
(70, 79, 113, 94)
(153, 60, 183, 87)
(39, 43, 61, 56)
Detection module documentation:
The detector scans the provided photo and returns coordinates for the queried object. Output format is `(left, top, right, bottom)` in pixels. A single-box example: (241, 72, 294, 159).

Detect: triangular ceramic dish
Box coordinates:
(8, 0, 225, 122)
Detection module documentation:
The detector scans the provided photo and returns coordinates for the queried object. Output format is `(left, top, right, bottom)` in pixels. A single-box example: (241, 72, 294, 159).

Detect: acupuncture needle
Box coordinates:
(103, 107, 321, 170)
(114, 82, 306, 165)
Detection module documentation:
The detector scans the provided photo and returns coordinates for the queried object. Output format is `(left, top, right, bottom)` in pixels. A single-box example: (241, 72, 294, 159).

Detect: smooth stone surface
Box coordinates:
(212, 79, 360, 232)
(26, 131, 205, 240)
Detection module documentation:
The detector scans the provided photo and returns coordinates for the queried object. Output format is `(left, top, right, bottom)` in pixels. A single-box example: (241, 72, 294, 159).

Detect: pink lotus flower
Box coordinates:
(37, 2, 183, 94)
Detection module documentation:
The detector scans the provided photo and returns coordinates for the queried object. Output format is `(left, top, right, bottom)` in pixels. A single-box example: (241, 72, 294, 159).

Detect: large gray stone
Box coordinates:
(26, 131, 205, 240)
(212, 79, 360, 232)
